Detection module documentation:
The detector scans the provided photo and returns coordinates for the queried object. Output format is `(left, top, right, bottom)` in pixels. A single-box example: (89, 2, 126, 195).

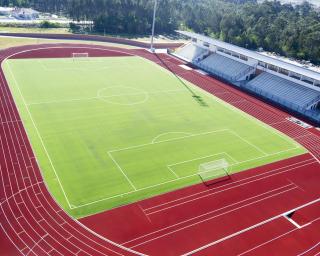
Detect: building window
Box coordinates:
(240, 55, 248, 61)
(301, 76, 314, 85)
(279, 68, 289, 76)
(290, 72, 301, 80)
(268, 64, 278, 72)
(203, 42, 209, 47)
(258, 61, 266, 67)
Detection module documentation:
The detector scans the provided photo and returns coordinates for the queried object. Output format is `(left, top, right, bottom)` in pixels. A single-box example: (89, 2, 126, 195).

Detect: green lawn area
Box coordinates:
(3, 56, 306, 218)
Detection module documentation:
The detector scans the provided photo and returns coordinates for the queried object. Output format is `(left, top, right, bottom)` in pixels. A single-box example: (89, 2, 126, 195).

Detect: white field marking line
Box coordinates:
(166, 165, 180, 178)
(5, 61, 73, 209)
(126, 183, 297, 244)
(96, 87, 186, 98)
(108, 129, 229, 154)
(0, 97, 84, 256)
(96, 86, 149, 105)
(2, 47, 148, 256)
(166, 152, 235, 179)
(228, 130, 268, 156)
(37, 59, 121, 71)
(10, 48, 302, 209)
(73, 147, 309, 209)
(188, 81, 302, 149)
(27, 96, 99, 106)
(142, 157, 315, 214)
(107, 151, 137, 191)
(0, 49, 309, 151)
(151, 132, 192, 144)
(297, 242, 320, 256)
(129, 186, 299, 249)
(27, 88, 186, 106)
(167, 152, 234, 168)
(0, 75, 83, 256)
(283, 214, 302, 229)
(2, 50, 320, 254)
(183, 197, 320, 256)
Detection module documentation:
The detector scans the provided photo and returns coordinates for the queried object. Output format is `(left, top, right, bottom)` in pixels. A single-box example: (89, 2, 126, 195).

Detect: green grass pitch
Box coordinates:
(3, 56, 306, 218)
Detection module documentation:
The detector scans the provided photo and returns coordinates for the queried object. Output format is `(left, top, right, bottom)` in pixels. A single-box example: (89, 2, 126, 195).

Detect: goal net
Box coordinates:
(72, 52, 89, 60)
(198, 159, 230, 186)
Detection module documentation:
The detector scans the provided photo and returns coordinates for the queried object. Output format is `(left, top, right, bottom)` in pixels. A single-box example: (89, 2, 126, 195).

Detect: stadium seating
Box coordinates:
(174, 43, 209, 62)
(197, 53, 254, 81)
(243, 72, 320, 110)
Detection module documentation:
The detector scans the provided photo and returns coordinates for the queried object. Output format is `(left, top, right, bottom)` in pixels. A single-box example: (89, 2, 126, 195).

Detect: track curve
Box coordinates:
(0, 43, 319, 256)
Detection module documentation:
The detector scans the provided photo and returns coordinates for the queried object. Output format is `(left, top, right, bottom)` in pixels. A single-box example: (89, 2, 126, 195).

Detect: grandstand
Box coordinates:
(173, 43, 209, 62)
(198, 53, 254, 81)
(244, 72, 320, 110)
(173, 30, 320, 124)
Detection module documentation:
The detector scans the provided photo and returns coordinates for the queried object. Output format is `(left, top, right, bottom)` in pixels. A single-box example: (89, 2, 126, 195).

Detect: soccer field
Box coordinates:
(3, 56, 306, 218)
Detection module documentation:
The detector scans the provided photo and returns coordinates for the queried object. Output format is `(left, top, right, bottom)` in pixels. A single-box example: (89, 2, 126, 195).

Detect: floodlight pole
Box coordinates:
(150, 0, 158, 52)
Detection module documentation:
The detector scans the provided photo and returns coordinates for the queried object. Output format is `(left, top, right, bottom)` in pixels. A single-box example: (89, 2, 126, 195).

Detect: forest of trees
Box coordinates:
(0, 0, 319, 64)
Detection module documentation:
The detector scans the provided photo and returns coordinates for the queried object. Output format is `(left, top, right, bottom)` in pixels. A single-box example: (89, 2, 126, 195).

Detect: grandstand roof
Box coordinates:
(177, 30, 320, 82)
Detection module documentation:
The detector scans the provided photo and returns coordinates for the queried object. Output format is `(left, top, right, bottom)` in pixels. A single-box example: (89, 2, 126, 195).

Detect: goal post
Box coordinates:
(72, 52, 89, 60)
(198, 159, 230, 186)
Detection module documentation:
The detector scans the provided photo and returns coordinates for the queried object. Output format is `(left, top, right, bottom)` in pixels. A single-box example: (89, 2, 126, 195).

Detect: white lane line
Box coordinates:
(5, 61, 73, 209)
(123, 185, 298, 247)
(182, 198, 320, 256)
(297, 242, 320, 256)
(142, 159, 315, 213)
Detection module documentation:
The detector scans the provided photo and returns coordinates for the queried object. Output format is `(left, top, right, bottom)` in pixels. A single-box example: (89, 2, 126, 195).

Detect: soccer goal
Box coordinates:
(72, 52, 89, 60)
(198, 159, 230, 186)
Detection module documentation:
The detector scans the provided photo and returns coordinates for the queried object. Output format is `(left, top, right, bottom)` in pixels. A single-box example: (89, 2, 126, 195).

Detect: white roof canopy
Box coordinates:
(177, 30, 320, 82)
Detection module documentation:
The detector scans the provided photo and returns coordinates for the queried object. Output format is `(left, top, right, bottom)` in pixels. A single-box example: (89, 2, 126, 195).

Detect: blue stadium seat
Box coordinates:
(198, 53, 253, 81)
(243, 72, 320, 110)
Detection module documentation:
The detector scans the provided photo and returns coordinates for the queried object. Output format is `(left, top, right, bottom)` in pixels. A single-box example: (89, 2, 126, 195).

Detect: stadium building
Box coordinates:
(173, 31, 320, 125)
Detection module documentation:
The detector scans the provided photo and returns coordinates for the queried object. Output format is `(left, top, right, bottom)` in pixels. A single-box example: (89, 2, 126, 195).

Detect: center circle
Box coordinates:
(97, 86, 148, 105)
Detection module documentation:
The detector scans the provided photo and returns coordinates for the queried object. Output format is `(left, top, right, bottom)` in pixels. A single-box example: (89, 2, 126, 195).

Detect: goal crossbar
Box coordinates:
(72, 52, 89, 59)
(198, 159, 230, 186)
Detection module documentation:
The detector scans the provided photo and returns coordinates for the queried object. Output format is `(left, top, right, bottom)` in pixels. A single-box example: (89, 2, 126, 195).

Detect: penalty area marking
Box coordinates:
(167, 152, 238, 178)
(73, 145, 304, 209)
(151, 132, 193, 144)
(5, 47, 306, 211)
(71, 129, 302, 209)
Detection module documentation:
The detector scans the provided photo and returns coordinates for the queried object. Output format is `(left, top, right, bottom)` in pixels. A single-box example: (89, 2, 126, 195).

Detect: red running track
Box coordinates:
(0, 43, 319, 256)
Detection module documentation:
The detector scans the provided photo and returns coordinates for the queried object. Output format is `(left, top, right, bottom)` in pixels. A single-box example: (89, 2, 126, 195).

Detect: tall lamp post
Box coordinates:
(150, 0, 158, 52)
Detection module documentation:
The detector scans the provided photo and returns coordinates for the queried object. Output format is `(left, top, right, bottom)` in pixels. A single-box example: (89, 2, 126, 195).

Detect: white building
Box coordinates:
(12, 8, 39, 20)
(173, 31, 320, 124)
(0, 7, 14, 16)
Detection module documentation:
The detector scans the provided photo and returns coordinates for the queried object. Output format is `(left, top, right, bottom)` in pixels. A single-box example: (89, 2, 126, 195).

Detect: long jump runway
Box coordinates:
(0, 44, 319, 256)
